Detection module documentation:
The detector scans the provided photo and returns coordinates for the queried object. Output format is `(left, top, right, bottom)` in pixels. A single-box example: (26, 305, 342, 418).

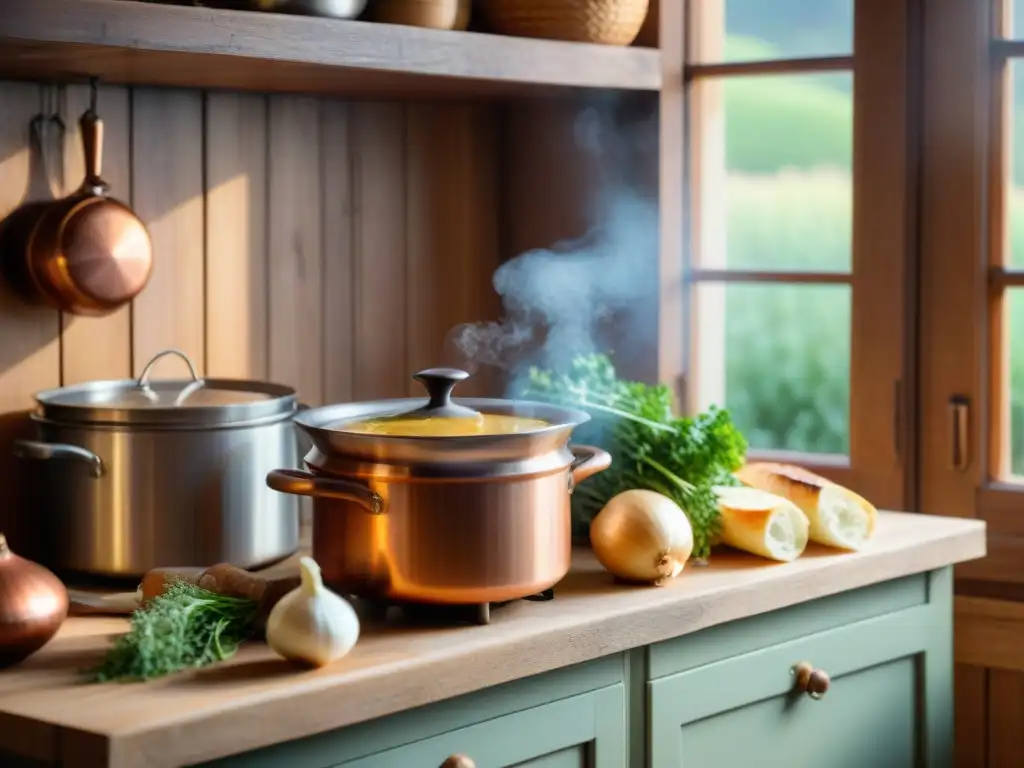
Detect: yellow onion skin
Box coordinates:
(589, 490, 694, 586)
(0, 534, 69, 668)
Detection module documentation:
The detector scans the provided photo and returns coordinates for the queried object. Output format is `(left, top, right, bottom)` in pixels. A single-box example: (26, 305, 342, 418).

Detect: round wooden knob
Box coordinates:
(440, 756, 476, 768)
(793, 661, 831, 700)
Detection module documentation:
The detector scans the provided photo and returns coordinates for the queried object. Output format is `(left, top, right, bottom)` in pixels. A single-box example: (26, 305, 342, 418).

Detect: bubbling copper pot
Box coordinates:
(267, 368, 612, 606)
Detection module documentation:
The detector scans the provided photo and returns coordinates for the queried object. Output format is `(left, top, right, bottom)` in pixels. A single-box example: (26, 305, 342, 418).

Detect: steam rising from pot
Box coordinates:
(446, 98, 660, 392)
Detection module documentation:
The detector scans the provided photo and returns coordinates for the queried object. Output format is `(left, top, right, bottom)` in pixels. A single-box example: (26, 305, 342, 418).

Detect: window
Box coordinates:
(920, 0, 1024, 582)
(681, 0, 912, 509)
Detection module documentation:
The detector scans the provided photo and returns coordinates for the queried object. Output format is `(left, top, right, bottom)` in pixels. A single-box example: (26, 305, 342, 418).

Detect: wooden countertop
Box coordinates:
(0, 511, 985, 768)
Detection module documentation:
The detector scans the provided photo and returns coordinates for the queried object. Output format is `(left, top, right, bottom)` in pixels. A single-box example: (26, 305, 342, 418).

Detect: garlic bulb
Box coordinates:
(589, 490, 694, 586)
(265, 557, 360, 668)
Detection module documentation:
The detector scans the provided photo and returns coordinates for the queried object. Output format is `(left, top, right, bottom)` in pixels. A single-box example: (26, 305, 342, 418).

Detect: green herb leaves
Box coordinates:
(89, 581, 260, 683)
(522, 354, 748, 560)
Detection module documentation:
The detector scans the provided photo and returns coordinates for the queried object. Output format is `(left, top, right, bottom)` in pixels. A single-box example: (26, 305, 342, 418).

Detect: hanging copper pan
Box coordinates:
(19, 95, 153, 317)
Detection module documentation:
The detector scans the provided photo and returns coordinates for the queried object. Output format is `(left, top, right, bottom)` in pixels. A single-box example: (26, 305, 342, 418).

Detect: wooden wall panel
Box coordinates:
(267, 95, 323, 405)
(0, 81, 503, 548)
(0, 82, 62, 552)
(0, 83, 62, 402)
(131, 88, 205, 377)
(989, 669, 1024, 767)
(955, 664, 987, 768)
(205, 91, 268, 380)
(406, 104, 500, 397)
(320, 99, 355, 405)
(351, 103, 408, 400)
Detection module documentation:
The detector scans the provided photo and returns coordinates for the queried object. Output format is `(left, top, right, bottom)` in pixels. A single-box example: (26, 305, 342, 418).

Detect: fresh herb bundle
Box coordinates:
(89, 580, 260, 683)
(521, 354, 748, 560)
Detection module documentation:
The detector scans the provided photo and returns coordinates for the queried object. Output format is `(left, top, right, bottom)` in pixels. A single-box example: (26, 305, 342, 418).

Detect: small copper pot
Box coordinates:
(20, 106, 152, 316)
(266, 368, 612, 608)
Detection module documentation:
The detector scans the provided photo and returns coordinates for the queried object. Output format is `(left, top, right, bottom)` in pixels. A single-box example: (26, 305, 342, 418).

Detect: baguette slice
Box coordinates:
(713, 485, 810, 562)
(734, 462, 877, 551)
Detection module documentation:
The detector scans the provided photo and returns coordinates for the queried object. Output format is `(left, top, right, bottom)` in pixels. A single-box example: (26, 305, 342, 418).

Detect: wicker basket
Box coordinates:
(479, 0, 650, 46)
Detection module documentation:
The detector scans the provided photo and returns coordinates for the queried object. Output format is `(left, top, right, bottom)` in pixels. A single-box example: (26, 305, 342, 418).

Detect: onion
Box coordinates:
(0, 534, 69, 668)
(589, 490, 694, 586)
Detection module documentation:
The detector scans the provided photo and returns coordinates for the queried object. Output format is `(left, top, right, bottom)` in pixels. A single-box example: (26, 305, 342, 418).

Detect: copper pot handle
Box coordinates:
(266, 469, 385, 515)
(568, 444, 612, 492)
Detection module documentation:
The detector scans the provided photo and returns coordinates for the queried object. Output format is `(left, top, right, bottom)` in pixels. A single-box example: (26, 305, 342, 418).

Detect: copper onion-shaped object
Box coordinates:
(0, 534, 69, 668)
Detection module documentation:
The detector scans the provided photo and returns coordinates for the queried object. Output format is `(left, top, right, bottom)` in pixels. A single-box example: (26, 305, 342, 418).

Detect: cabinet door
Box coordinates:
(336, 684, 624, 768)
(650, 602, 951, 767)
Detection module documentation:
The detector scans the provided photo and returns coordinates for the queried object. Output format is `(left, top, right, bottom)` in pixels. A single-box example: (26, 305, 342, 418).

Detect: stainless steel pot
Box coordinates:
(266, 368, 611, 607)
(12, 349, 301, 578)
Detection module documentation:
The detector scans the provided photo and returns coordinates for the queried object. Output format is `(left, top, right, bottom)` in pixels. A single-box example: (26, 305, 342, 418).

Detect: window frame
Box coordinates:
(676, 0, 916, 511)
(918, 0, 1024, 583)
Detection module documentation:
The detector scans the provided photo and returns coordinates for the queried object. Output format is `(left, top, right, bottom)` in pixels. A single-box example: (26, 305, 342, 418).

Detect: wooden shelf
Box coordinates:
(0, 0, 662, 99)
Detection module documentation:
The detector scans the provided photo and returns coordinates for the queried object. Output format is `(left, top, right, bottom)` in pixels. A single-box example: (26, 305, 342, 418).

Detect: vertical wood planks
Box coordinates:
(0, 83, 62, 404)
(60, 83, 132, 384)
(954, 664, 987, 768)
(205, 92, 269, 380)
(351, 103, 408, 400)
(0, 80, 507, 411)
(267, 95, 323, 405)
(131, 88, 205, 376)
(989, 668, 1024, 767)
(320, 100, 355, 404)
(465, 107, 501, 396)
(406, 104, 500, 397)
(0, 82, 62, 550)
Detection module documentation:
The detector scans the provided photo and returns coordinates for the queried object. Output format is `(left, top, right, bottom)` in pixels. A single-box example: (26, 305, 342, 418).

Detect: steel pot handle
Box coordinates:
(137, 348, 203, 388)
(12, 439, 104, 478)
(568, 444, 612, 493)
(266, 469, 385, 515)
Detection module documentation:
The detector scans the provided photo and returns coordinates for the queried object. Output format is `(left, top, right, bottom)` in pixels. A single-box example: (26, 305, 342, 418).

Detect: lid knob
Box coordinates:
(409, 368, 480, 420)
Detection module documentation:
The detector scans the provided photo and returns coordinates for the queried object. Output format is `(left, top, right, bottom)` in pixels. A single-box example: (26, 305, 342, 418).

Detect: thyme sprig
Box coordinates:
(89, 580, 260, 683)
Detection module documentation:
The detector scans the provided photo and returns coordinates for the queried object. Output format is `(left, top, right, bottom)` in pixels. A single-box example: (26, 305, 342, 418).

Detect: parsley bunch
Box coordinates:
(521, 354, 748, 560)
(89, 581, 260, 683)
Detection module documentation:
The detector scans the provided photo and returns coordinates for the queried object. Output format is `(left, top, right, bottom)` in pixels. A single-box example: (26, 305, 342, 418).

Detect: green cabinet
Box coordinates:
(648, 568, 952, 768)
(336, 685, 624, 768)
(650, 610, 938, 766)
(202, 568, 953, 768)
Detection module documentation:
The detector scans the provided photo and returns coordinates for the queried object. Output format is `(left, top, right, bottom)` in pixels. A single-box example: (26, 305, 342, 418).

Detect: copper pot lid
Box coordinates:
(33, 349, 297, 428)
(326, 367, 564, 437)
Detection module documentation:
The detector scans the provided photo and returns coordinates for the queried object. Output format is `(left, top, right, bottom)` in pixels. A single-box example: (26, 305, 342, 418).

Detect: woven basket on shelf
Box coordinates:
(479, 0, 650, 46)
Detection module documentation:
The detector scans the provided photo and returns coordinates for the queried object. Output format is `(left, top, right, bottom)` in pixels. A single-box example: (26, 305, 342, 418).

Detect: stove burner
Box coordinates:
(359, 588, 555, 627)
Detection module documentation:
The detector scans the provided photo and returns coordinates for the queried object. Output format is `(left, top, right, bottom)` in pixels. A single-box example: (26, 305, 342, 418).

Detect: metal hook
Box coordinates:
(88, 77, 99, 114)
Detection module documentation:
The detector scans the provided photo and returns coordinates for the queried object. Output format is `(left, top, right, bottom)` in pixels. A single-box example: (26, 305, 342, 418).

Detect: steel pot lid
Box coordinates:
(34, 348, 297, 428)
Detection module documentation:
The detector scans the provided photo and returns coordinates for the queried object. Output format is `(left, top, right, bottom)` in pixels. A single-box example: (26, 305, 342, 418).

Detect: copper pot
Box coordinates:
(266, 368, 612, 610)
(17, 103, 152, 316)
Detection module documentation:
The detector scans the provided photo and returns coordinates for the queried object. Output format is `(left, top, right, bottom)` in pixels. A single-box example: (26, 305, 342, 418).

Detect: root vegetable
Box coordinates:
(589, 490, 694, 586)
(142, 564, 301, 623)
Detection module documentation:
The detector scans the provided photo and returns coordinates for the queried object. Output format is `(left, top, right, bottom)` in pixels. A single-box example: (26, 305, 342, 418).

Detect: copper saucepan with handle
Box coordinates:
(266, 367, 612, 614)
(18, 85, 153, 317)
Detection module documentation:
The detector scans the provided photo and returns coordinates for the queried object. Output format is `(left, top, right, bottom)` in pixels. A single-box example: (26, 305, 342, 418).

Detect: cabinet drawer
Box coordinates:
(649, 571, 953, 768)
(199, 656, 623, 768)
(337, 684, 625, 768)
(649, 572, 929, 680)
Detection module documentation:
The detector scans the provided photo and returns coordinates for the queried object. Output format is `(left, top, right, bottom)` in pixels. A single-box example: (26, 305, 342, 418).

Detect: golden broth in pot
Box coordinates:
(339, 412, 549, 437)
